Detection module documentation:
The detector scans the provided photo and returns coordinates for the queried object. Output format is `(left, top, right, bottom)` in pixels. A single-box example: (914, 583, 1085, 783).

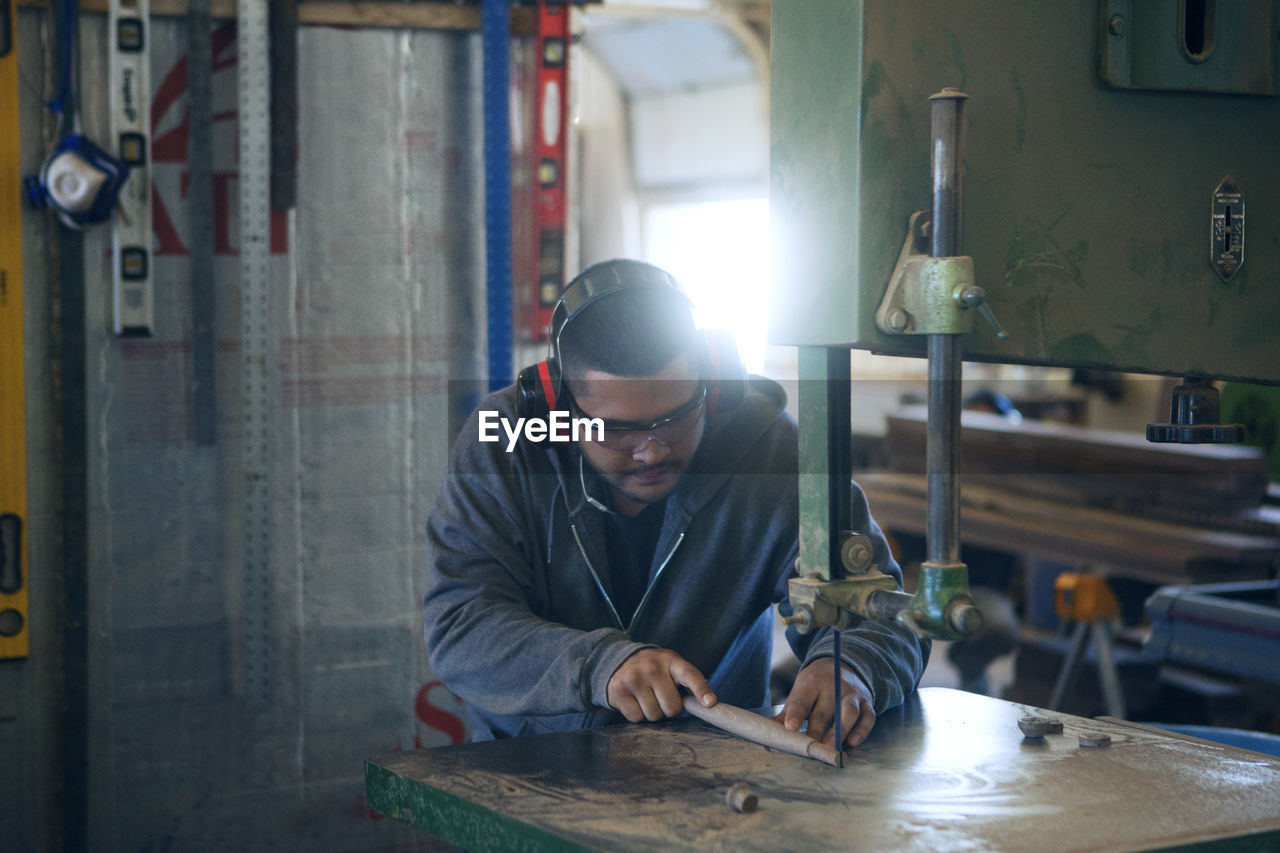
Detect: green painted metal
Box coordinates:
(880, 216, 977, 335)
(796, 347, 845, 581)
(1100, 0, 1276, 95)
(770, 0, 1280, 384)
(906, 562, 976, 641)
(364, 760, 597, 853)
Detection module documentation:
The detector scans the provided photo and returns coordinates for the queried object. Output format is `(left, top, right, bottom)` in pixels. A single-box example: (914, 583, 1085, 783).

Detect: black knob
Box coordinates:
(1147, 378, 1245, 444)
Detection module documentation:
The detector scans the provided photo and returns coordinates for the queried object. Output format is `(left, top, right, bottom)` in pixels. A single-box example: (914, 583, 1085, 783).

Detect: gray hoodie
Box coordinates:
(423, 376, 928, 740)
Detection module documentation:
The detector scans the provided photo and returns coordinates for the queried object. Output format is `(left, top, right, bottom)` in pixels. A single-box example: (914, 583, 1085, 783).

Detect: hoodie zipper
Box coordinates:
(627, 532, 684, 632)
(570, 524, 686, 634)
(571, 522, 625, 630)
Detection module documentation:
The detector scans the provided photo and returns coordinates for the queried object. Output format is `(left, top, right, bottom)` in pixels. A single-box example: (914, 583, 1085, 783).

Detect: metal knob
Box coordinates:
(947, 602, 985, 636)
(781, 604, 814, 634)
(955, 286, 1009, 340)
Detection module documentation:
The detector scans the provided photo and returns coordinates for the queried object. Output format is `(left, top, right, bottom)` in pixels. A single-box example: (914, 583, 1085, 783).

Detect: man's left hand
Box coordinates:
(776, 659, 876, 748)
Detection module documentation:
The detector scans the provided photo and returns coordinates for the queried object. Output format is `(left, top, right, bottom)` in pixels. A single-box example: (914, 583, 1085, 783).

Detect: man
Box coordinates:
(423, 259, 927, 747)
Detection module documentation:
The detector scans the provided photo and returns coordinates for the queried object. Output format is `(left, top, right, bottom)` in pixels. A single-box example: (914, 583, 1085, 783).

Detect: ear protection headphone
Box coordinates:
(515, 259, 746, 419)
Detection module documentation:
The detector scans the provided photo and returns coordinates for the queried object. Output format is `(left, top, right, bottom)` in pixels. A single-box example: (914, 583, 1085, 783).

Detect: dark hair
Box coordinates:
(558, 261, 698, 381)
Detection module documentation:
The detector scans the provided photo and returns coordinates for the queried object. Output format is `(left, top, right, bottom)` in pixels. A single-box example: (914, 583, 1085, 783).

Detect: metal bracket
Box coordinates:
(785, 571, 901, 634)
(875, 210, 978, 336)
(903, 561, 982, 641)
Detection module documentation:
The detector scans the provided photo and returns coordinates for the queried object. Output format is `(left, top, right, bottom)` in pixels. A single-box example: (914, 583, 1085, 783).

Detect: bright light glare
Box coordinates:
(642, 198, 771, 373)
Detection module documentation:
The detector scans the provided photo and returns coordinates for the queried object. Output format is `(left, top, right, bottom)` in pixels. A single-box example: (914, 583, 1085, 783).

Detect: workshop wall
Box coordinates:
(9, 10, 485, 850)
(576, 46, 640, 267)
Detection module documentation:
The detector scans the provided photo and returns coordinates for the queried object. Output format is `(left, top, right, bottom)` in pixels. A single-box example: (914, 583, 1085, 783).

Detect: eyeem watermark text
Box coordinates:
(479, 410, 604, 452)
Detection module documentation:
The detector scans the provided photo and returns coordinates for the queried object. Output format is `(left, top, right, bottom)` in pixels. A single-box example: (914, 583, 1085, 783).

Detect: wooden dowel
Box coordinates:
(682, 696, 844, 768)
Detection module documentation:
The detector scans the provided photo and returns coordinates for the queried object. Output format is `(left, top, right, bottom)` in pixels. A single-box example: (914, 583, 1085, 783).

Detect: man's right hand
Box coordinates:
(606, 649, 716, 722)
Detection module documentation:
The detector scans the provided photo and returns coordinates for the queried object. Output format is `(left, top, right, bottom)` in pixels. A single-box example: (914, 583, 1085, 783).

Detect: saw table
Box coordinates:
(364, 688, 1280, 851)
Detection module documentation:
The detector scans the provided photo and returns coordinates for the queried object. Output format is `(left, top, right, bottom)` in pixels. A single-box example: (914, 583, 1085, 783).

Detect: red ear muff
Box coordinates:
(701, 329, 746, 414)
(537, 361, 558, 410)
(515, 359, 562, 419)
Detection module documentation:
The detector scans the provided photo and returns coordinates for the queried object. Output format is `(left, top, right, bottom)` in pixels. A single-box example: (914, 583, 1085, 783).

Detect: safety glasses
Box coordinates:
(574, 383, 707, 453)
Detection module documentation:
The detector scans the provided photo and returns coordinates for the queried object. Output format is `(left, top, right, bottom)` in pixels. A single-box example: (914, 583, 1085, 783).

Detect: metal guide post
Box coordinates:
(926, 89, 965, 570)
(109, 0, 153, 336)
(238, 0, 273, 705)
(0, 0, 29, 659)
(908, 89, 982, 639)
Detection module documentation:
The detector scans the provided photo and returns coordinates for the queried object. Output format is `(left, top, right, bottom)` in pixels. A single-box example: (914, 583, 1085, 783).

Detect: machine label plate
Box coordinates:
(1211, 176, 1244, 281)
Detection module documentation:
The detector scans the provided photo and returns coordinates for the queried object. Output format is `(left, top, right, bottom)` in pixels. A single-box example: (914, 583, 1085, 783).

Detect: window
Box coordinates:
(642, 198, 771, 373)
